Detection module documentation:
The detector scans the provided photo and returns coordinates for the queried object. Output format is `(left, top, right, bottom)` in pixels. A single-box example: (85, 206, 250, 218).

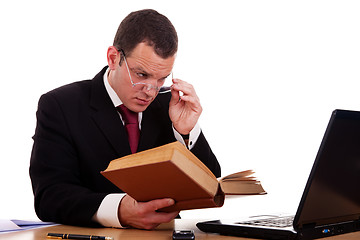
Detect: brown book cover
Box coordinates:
(101, 142, 266, 212)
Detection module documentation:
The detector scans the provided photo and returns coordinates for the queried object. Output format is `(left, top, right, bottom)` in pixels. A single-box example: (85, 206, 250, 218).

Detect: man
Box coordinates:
(30, 9, 220, 230)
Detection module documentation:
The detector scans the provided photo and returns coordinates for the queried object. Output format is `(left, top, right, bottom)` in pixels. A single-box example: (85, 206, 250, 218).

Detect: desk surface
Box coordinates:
(1, 219, 359, 240)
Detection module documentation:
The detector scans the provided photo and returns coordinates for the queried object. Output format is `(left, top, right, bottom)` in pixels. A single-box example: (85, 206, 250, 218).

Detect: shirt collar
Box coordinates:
(103, 67, 143, 124)
(103, 67, 123, 107)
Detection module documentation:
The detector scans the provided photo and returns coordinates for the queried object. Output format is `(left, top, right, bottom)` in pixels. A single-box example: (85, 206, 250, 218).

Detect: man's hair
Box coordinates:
(113, 9, 178, 59)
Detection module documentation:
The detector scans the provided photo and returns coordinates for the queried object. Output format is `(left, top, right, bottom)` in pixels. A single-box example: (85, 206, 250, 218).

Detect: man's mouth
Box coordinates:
(135, 97, 152, 105)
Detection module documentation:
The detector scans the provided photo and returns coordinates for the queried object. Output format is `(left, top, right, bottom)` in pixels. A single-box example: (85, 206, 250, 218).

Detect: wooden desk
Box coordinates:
(1, 219, 359, 240)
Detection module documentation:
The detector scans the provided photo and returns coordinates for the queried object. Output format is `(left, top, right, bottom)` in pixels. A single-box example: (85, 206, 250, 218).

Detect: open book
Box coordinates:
(101, 142, 266, 212)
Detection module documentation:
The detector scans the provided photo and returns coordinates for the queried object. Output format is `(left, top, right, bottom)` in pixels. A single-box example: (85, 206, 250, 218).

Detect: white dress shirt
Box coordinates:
(92, 68, 201, 228)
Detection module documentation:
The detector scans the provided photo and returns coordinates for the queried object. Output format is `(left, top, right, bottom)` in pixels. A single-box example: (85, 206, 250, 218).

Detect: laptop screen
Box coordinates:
(294, 110, 360, 229)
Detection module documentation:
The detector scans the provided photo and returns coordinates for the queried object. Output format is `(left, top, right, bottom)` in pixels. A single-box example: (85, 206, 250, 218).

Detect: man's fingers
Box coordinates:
(172, 78, 194, 96)
(170, 87, 181, 105)
(119, 196, 179, 230)
(147, 198, 175, 211)
(138, 198, 179, 229)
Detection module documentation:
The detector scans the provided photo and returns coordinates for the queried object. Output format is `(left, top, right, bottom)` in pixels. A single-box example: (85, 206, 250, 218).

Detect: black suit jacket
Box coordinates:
(29, 66, 221, 227)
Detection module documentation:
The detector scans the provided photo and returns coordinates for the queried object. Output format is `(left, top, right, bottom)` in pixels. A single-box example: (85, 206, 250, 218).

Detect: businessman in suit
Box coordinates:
(30, 9, 220, 230)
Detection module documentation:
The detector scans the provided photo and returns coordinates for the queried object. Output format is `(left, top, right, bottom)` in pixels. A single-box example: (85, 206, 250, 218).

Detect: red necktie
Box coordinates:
(117, 105, 140, 153)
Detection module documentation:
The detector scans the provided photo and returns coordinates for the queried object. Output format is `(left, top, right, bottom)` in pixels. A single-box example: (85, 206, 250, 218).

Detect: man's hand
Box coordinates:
(118, 195, 180, 230)
(169, 78, 202, 135)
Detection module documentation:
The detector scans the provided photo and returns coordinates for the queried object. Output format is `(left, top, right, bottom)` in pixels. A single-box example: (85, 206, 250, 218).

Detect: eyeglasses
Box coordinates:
(119, 49, 172, 93)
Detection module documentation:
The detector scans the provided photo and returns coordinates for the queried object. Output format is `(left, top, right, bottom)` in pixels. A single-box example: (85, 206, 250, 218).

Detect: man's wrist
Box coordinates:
(180, 133, 190, 140)
(172, 123, 201, 150)
(92, 193, 126, 228)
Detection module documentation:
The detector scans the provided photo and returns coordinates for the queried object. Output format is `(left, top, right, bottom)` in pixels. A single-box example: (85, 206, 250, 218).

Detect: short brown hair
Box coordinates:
(113, 9, 178, 59)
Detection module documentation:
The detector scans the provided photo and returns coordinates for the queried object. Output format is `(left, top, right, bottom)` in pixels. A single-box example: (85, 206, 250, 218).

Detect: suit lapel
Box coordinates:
(138, 111, 158, 152)
(89, 67, 132, 156)
(137, 97, 164, 152)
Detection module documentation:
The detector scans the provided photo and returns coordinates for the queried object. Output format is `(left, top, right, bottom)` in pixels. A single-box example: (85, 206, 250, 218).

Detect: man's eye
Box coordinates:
(136, 73, 147, 79)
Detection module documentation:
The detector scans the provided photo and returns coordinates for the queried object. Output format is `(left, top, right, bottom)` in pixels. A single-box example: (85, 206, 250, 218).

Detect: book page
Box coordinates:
(220, 170, 255, 181)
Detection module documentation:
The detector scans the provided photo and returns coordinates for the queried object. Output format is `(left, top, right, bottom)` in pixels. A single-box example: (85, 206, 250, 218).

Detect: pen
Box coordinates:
(47, 233, 114, 240)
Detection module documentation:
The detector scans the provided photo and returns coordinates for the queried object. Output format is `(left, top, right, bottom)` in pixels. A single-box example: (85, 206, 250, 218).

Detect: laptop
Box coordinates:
(197, 109, 360, 239)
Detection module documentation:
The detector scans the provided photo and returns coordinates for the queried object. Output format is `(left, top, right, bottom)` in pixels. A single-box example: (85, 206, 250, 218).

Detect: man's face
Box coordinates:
(109, 42, 175, 113)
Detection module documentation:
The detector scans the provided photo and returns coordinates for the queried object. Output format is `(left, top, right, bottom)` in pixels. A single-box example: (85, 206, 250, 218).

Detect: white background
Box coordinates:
(1, 0, 359, 221)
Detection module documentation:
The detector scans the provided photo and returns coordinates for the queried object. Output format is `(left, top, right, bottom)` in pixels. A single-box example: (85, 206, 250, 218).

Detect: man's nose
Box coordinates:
(143, 85, 158, 97)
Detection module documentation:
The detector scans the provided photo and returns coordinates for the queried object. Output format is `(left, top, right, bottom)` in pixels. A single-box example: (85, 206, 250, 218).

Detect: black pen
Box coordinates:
(47, 233, 114, 240)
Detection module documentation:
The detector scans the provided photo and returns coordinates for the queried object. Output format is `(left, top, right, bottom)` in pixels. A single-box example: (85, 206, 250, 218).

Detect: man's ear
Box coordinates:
(107, 46, 120, 70)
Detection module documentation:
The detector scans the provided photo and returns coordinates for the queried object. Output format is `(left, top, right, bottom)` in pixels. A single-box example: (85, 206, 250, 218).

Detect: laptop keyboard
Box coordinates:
(237, 215, 294, 228)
